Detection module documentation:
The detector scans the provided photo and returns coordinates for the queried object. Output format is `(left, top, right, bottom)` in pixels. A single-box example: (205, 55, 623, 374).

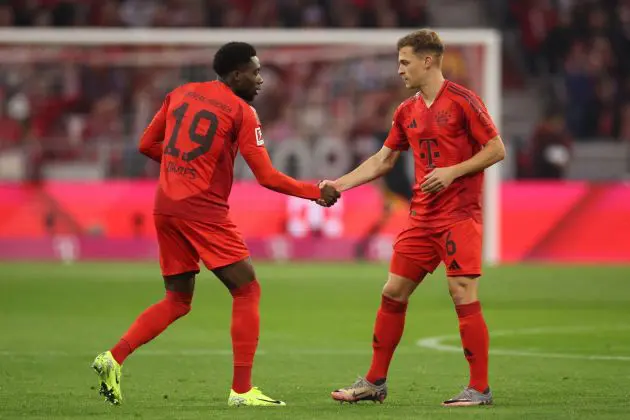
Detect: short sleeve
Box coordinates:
(384, 104, 410, 151)
(462, 94, 498, 145)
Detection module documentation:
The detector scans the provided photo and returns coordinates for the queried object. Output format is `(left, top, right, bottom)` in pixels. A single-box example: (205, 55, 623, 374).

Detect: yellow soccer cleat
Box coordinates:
(91, 351, 122, 405)
(228, 387, 286, 407)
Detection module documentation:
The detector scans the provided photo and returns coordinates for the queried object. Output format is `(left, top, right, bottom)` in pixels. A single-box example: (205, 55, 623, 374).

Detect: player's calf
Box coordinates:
(331, 377, 387, 404)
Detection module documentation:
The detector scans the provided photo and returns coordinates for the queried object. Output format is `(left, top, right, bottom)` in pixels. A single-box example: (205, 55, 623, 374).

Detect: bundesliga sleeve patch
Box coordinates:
(255, 127, 264, 146)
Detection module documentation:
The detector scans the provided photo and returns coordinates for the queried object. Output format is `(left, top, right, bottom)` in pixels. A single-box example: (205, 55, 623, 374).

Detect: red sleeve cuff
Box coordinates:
(305, 183, 321, 200)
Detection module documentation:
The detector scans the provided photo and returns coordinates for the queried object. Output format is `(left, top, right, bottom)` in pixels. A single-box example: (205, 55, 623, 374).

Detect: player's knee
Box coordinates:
(382, 272, 419, 302)
(165, 291, 193, 318)
(230, 279, 261, 300)
(382, 282, 410, 302)
(448, 286, 467, 305)
(447, 277, 477, 305)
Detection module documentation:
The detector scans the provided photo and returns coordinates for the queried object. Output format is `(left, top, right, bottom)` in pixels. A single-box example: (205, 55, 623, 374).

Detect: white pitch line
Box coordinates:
(417, 325, 630, 362)
(3, 326, 628, 361)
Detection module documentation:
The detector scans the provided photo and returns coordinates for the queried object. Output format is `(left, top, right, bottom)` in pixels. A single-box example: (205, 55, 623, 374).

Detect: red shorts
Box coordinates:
(390, 218, 482, 281)
(154, 215, 250, 276)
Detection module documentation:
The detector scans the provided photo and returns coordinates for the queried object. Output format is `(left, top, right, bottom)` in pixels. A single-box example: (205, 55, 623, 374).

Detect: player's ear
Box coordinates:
(228, 70, 241, 85)
(424, 55, 433, 69)
(234, 68, 250, 84)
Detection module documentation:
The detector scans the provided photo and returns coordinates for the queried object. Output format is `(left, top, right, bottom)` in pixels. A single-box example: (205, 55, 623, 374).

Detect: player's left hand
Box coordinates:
(421, 167, 457, 194)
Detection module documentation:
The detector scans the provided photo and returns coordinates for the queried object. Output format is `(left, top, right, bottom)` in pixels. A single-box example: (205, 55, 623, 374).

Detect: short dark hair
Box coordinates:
(397, 29, 444, 56)
(212, 42, 257, 77)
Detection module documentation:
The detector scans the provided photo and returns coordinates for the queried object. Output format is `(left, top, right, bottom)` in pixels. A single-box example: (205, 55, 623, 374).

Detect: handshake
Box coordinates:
(315, 180, 341, 207)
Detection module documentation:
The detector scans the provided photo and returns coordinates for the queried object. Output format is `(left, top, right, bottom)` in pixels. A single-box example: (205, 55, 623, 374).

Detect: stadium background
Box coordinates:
(1, 1, 629, 419)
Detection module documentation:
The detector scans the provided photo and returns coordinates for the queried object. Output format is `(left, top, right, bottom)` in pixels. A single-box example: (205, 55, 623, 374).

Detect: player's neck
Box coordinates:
(218, 77, 231, 90)
(418, 72, 446, 105)
(217, 78, 244, 100)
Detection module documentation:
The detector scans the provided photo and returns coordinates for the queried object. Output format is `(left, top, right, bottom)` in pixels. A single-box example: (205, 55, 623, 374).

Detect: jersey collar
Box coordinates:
(419, 79, 450, 109)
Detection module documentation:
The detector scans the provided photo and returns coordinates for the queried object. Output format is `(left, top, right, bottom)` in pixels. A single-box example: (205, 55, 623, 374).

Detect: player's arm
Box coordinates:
(330, 146, 401, 192)
(238, 106, 337, 203)
(327, 106, 406, 192)
(422, 97, 506, 194)
(449, 135, 505, 179)
(138, 97, 169, 163)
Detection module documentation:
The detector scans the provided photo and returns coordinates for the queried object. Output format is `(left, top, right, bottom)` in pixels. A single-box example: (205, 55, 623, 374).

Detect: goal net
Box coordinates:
(0, 28, 501, 264)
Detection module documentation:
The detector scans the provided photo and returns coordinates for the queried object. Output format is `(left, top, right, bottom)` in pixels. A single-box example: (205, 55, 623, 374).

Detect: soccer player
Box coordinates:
(91, 42, 340, 407)
(323, 30, 505, 406)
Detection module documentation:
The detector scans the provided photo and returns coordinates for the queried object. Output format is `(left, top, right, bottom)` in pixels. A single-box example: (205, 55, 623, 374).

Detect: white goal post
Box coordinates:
(0, 28, 502, 265)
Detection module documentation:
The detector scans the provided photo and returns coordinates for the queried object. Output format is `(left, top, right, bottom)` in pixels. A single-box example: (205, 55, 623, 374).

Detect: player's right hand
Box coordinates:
(317, 181, 341, 207)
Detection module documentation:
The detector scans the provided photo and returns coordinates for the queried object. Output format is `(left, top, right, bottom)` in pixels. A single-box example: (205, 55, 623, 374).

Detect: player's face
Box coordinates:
(398, 46, 433, 89)
(234, 56, 263, 102)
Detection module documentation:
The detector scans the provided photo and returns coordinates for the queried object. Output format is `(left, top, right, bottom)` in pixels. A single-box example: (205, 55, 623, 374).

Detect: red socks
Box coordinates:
(110, 290, 192, 364)
(109, 280, 261, 395)
(362, 296, 489, 391)
(365, 295, 407, 384)
(456, 301, 489, 392)
(230, 280, 261, 394)
(108, 281, 486, 395)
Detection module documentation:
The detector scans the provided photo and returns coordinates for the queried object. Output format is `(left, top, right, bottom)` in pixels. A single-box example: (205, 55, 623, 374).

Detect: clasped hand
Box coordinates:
(315, 180, 341, 207)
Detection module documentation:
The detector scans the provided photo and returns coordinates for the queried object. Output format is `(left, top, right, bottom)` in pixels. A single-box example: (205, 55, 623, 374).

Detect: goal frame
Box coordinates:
(0, 28, 502, 265)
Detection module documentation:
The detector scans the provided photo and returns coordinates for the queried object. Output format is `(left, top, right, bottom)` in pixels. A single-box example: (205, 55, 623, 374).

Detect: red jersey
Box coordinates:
(384, 80, 498, 229)
(138, 81, 320, 221)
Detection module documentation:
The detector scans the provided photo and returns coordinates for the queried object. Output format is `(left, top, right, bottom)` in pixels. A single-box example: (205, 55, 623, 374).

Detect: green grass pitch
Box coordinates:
(1, 261, 630, 419)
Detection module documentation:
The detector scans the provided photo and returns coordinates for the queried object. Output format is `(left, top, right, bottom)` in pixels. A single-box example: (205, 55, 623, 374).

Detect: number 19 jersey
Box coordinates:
(151, 81, 267, 221)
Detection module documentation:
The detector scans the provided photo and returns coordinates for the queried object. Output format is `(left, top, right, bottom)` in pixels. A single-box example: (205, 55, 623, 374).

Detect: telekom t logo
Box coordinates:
(419, 138, 439, 168)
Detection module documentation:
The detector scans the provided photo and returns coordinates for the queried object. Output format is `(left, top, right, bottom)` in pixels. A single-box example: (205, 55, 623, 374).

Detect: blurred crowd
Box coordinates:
(0, 44, 435, 180)
(0, 0, 437, 182)
(0, 0, 427, 28)
(512, 0, 630, 138)
(510, 0, 630, 178)
(0, 0, 628, 181)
